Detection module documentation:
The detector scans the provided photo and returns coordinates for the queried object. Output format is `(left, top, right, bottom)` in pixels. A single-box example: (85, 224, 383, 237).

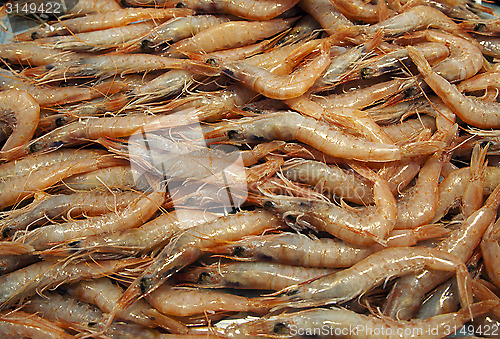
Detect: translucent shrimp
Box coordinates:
(472, 33, 500, 59)
(0, 42, 79, 66)
(0, 90, 40, 152)
(146, 285, 267, 317)
(114, 209, 282, 313)
(408, 45, 500, 129)
(120, 15, 230, 53)
(460, 18, 500, 35)
(330, 0, 389, 24)
(462, 143, 488, 219)
(204, 112, 444, 162)
(381, 116, 437, 144)
(15, 8, 193, 41)
(383, 184, 500, 320)
(0, 258, 144, 310)
(0, 152, 124, 209)
(36, 22, 156, 52)
(178, 262, 337, 290)
(481, 217, 500, 290)
(0, 310, 74, 339)
(0, 241, 34, 255)
(298, 0, 352, 35)
(226, 302, 497, 338)
(60, 165, 144, 192)
(66, 278, 188, 333)
(23, 54, 190, 82)
(23, 190, 165, 250)
(2, 190, 140, 238)
(393, 125, 456, 229)
(218, 40, 331, 100)
(165, 18, 295, 56)
(457, 71, 500, 93)
(125, 0, 301, 21)
(262, 166, 397, 245)
(263, 247, 473, 312)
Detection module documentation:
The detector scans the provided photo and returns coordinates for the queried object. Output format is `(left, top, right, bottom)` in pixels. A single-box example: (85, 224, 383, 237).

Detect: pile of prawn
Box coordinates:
(2, 0, 500, 337)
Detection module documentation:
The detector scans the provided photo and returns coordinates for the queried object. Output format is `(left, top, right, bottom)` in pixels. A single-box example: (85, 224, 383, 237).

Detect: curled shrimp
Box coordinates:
(0, 90, 40, 152)
(205, 111, 444, 162)
(262, 247, 473, 313)
(408, 44, 500, 129)
(15, 8, 193, 41)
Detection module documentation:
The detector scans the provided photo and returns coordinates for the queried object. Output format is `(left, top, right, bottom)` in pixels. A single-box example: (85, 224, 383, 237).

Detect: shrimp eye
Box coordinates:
(29, 142, 42, 154)
(141, 39, 153, 50)
(198, 271, 211, 284)
(175, 2, 185, 7)
(205, 58, 217, 66)
(68, 240, 80, 247)
(474, 23, 486, 32)
(227, 130, 241, 140)
(55, 117, 66, 127)
(360, 67, 373, 79)
(87, 322, 97, 327)
(285, 214, 297, 224)
(273, 322, 289, 334)
(403, 86, 417, 99)
(140, 277, 153, 294)
(233, 246, 245, 257)
(31, 32, 40, 40)
(2, 227, 12, 238)
(263, 200, 278, 210)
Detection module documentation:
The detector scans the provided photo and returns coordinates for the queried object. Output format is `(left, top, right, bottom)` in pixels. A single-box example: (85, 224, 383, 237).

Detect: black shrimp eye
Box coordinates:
(284, 214, 297, 224)
(175, 2, 185, 7)
(360, 67, 372, 79)
(233, 245, 245, 257)
(198, 271, 211, 284)
(2, 227, 12, 238)
(31, 32, 40, 40)
(227, 130, 241, 140)
(68, 240, 80, 247)
(205, 58, 217, 66)
(140, 39, 153, 50)
(55, 117, 66, 127)
(29, 142, 42, 154)
(273, 322, 289, 334)
(474, 22, 486, 32)
(263, 200, 278, 210)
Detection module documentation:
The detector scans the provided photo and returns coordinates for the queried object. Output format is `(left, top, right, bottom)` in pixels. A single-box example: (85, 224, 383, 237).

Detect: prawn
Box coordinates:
(22, 190, 165, 250)
(179, 262, 337, 290)
(226, 301, 497, 338)
(383, 183, 500, 320)
(15, 8, 193, 41)
(330, 0, 390, 24)
(0, 310, 74, 339)
(60, 165, 144, 192)
(0, 258, 145, 310)
(408, 44, 500, 129)
(298, 0, 352, 35)
(0, 42, 80, 66)
(262, 165, 397, 245)
(125, 0, 301, 21)
(204, 111, 444, 162)
(261, 247, 473, 313)
(0, 90, 40, 152)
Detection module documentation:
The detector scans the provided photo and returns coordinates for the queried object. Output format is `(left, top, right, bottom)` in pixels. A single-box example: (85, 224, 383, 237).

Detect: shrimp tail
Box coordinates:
(407, 45, 433, 76)
(400, 140, 446, 158)
(184, 60, 221, 77)
(457, 300, 500, 323)
(142, 309, 189, 334)
(412, 224, 450, 241)
(469, 142, 489, 181)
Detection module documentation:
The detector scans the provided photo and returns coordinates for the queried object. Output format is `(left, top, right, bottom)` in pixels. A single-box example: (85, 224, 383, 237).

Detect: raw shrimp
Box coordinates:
(36, 22, 156, 52)
(165, 18, 295, 56)
(0, 255, 39, 276)
(383, 184, 500, 320)
(275, 15, 322, 46)
(394, 125, 456, 229)
(330, 0, 389, 24)
(460, 18, 500, 35)
(472, 33, 500, 59)
(462, 143, 488, 219)
(0, 42, 80, 66)
(64, 208, 219, 258)
(0, 258, 144, 310)
(381, 116, 437, 144)
(179, 262, 337, 290)
(146, 285, 267, 317)
(481, 217, 500, 289)
(298, 0, 352, 35)
(15, 8, 193, 41)
(0, 90, 40, 152)
(416, 278, 460, 319)
(204, 112, 444, 162)
(457, 71, 500, 93)
(0, 241, 34, 256)
(66, 277, 188, 333)
(225, 302, 497, 338)
(24, 54, 190, 82)
(69, 0, 122, 13)
(262, 166, 397, 245)
(1, 190, 141, 238)
(0, 152, 125, 209)
(114, 209, 282, 313)
(23, 190, 165, 250)
(60, 165, 145, 192)
(218, 40, 330, 100)
(120, 15, 230, 53)
(263, 247, 472, 311)
(125, 0, 301, 21)
(0, 311, 74, 339)
(408, 45, 500, 129)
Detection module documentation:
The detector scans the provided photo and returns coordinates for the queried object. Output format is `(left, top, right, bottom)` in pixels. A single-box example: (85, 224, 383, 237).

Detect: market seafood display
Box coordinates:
(1, 0, 500, 337)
